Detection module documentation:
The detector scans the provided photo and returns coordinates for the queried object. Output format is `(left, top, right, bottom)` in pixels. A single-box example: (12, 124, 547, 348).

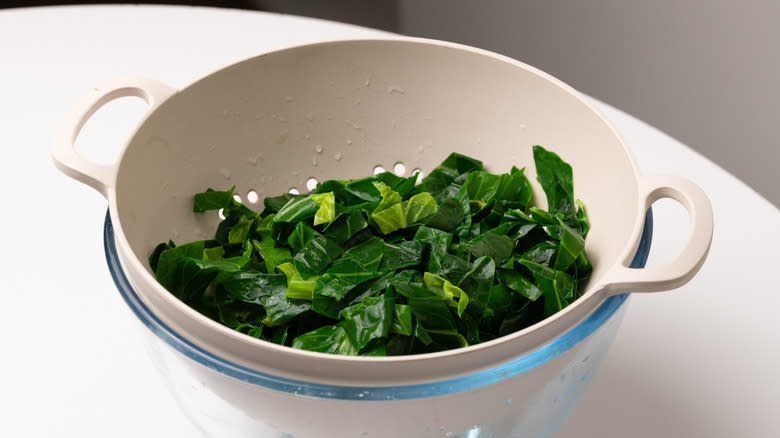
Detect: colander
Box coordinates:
(52, 38, 713, 437)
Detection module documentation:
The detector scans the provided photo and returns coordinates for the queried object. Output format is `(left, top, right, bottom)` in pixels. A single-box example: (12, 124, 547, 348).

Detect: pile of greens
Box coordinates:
(149, 146, 591, 356)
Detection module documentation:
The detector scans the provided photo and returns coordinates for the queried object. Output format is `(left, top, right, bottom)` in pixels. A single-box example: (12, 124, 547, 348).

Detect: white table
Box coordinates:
(1, 5, 777, 437)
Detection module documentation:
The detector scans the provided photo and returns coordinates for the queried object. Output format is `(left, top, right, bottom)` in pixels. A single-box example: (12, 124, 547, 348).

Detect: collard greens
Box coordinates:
(150, 146, 591, 356)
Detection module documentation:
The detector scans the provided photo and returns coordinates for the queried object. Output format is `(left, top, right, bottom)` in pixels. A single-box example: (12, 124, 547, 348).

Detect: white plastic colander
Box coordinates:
(52, 38, 713, 437)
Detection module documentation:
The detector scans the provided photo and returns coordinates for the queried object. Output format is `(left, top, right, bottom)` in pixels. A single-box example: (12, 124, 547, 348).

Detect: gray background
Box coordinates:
(259, 0, 779, 207)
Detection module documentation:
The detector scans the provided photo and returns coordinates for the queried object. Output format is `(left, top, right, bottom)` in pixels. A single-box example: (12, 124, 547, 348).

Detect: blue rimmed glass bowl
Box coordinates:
(105, 210, 652, 438)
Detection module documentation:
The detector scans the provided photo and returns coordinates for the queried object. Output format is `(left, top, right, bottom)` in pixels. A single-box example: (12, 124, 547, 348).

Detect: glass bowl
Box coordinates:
(104, 209, 652, 438)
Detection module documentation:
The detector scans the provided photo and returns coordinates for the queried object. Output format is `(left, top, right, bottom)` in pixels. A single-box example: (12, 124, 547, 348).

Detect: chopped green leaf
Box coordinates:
(553, 216, 586, 271)
(193, 187, 235, 212)
(324, 210, 368, 244)
(292, 324, 358, 356)
(463, 231, 515, 265)
(379, 240, 423, 272)
(287, 221, 320, 253)
(404, 192, 438, 224)
(219, 271, 310, 326)
(274, 195, 319, 223)
(263, 193, 299, 215)
(533, 145, 575, 218)
(391, 304, 413, 336)
(154, 240, 207, 291)
(151, 146, 590, 355)
(293, 235, 343, 278)
(228, 215, 253, 245)
(423, 272, 470, 317)
(311, 192, 336, 226)
(371, 203, 406, 234)
(497, 268, 543, 301)
(340, 295, 394, 351)
(253, 218, 292, 273)
(373, 181, 403, 212)
(277, 262, 318, 301)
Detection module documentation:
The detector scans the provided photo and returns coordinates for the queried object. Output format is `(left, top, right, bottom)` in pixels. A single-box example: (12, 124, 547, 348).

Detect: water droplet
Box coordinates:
(364, 76, 372, 87)
(345, 120, 362, 130)
(285, 96, 294, 103)
(248, 152, 263, 165)
(334, 152, 343, 161)
(386, 85, 405, 94)
(277, 130, 289, 144)
(304, 134, 311, 140)
(518, 122, 528, 132)
(220, 168, 231, 180)
(312, 156, 318, 167)
(346, 138, 353, 145)
(314, 144, 323, 153)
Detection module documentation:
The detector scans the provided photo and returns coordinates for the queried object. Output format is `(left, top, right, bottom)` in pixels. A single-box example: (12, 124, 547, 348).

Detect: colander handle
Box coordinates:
(51, 77, 177, 197)
(599, 174, 713, 295)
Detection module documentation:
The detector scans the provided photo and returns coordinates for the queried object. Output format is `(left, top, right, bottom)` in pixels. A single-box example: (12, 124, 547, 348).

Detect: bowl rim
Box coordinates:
(104, 209, 652, 400)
